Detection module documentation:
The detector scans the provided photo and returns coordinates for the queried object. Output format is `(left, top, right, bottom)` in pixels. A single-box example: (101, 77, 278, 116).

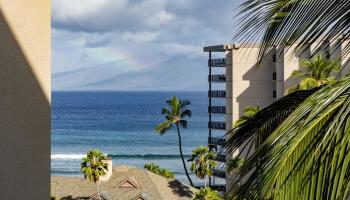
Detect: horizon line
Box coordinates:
(52, 89, 207, 92)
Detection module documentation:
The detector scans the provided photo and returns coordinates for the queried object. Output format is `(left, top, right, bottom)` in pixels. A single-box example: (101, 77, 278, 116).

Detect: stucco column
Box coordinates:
(0, 0, 51, 199)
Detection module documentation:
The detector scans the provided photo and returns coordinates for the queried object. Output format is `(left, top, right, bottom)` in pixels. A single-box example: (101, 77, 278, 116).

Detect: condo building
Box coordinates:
(204, 41, 350, 184)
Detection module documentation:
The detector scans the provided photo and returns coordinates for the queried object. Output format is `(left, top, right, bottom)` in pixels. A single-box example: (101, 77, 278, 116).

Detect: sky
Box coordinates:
(52, 0, 243, 91)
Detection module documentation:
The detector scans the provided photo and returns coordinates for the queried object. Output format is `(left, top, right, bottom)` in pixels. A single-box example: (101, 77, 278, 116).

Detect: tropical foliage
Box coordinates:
(286, 54, 340, 94)
(224, 77, 350, 199)
(194, 187, 223, 200)
(225, 0, 350, 198)
(144, 163, 175, 178)
(226, 158, 244, 173)
(234, 106, 260, 127)
(234, 0, 350, 65)
(190, 146, 217, 187)
(81, 150, 108, 200)
(155, 96, 193, 186)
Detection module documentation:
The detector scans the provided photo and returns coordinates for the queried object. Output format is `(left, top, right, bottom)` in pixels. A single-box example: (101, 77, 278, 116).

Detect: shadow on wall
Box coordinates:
(237, 48, 276, 117)
(0, 8, 50, 200)
(283, 47, 311, 91)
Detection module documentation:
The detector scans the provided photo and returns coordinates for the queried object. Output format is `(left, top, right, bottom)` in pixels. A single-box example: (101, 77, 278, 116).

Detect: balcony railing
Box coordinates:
(208, 74, 226, 83)
(212, 169, 226, 179)
(208, 106, 226, 114)
(208, 90, 226, 98)
(208, 137, 226, 146)
(208, 121, 226, 130)
(208, 58, 226, 67)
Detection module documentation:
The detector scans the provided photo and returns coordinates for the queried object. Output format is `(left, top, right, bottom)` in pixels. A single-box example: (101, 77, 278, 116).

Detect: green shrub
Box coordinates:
(50, 196, 56, 200)
(144, 163, 175, 178)
(194, 188, 223, 200)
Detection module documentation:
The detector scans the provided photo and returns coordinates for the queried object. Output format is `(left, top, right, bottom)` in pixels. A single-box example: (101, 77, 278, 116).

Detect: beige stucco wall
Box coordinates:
(226, 46, 276, 129)
(206, 42, 350, 191)
(0, 0, 51, 199)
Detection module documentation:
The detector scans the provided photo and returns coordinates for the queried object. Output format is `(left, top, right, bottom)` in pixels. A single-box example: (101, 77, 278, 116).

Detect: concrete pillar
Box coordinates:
(331, 39, 350, 78)
(100, 158, 113, 181)
(225, 50, 234, 132)
(276, 46, 285, 99)
(0, 0, 51, 199)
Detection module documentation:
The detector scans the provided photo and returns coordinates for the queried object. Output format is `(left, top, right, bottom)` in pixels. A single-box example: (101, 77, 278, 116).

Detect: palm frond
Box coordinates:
(155, 120, 172, 135)
(179, 120, 188, 128)
(180, 109, 192, 118)
(180, 99, 191, 108)
(234, 0, 350, 65)
(226, 77, 350, 199)
(162, 108, 171, 115)
(224, 88, 317, 155)
(298, 77, 320, 90)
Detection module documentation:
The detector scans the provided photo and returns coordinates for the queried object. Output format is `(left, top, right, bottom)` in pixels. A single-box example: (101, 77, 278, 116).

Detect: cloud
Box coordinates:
(52, 0, 174, 32)
(121, 31, 160, 43)
(52, 0, 243, 90)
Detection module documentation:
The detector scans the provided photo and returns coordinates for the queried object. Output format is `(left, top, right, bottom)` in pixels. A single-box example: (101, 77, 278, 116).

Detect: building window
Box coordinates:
(273, 72, 276, 80)
(325, 50, 331, 59)
(273, 90, 277, 98)
(272, 54, 277, 62)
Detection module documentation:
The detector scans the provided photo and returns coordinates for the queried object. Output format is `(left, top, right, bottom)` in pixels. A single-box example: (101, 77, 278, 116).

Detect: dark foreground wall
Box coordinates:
(0, 0, 51, 199)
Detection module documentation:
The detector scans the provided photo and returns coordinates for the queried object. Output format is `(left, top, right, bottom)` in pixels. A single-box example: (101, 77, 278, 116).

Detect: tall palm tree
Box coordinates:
(234, 106, 260, 127)
(81, 150, 108, 200)
(190, 146, 217, 188)
(223, 77, 350, 199)
(286, 54, 340, 94)
(155, 96, 194, 186)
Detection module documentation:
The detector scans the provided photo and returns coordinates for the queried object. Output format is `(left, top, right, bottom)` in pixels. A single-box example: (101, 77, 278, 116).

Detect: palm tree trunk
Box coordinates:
(176, 124, 194, 186)
(204, 177, 207, 188)
(96, 181, 101, 200)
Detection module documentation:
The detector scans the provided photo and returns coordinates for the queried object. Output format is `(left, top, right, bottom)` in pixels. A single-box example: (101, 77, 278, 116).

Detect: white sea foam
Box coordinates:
(51, 154, 85, 160)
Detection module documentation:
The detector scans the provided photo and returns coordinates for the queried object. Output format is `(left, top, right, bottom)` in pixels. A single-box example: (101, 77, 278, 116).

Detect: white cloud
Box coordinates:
(145, 10, 175, 27)
(52, 0, 242, 90)
(52, 0, 175, 32)
(121, 31, 160, 43)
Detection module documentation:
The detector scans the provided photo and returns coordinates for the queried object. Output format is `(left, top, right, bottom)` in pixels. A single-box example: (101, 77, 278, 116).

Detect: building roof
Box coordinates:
(51, 165, 198, 200)
(203, 43, 263, 52)
(203, 44, 236, 52)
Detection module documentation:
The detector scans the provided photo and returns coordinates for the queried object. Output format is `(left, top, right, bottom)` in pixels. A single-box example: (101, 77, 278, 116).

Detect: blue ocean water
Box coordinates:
(51, 91, 224, 185)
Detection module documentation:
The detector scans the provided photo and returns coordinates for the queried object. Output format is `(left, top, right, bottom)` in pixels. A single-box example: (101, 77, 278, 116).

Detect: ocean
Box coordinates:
(51, 91, 225, 185)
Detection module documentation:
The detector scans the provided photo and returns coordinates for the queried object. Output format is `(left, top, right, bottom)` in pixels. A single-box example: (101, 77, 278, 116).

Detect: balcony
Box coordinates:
(208, 106, 226, 114)
(208, 58, 226, 67)
(208, 137, 226, 146)
(212, 169, 226, 179)
(208, 121, 226, 130)
(208, 90, 226, 98)
(208, 74, 226, 83)
(213, 153, 226, 162)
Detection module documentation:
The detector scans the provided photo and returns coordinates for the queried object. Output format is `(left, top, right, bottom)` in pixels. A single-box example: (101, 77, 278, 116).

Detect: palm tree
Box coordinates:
(190, 146, 217, 188)
(223, 77, 350, 199)
(155, 96, 194, 186)
(224, 1, 350, 198)
(81, 150, 108, 200)
(234, 0, 350, 66)
(286, 54, 340, 94)
(144, 163, 175, 178)
(234, 106, 260, 127)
